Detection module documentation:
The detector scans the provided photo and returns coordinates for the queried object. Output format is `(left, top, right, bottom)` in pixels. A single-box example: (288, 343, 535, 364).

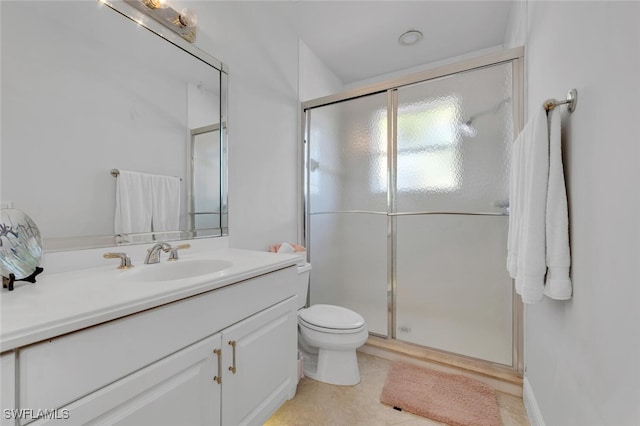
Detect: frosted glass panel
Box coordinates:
(396, 63, 513, 213)
(306, 58, 517, 362)
(308, 93, 388, 213)
(395, 215, 513, 365)
(309, 214, 388, 335)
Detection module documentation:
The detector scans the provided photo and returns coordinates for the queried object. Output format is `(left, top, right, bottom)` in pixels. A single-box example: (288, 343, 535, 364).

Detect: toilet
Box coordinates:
(295, 262, 368, 386)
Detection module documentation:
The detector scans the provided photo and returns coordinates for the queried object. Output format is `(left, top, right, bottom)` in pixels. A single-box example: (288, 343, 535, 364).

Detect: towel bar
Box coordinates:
(544, 89, 577, 113)
(110, 169, 182, 181)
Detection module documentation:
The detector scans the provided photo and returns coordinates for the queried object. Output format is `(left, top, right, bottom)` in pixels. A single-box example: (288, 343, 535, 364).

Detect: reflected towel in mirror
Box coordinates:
(114, 170, 153, 235)
(151, 175, 181, 233)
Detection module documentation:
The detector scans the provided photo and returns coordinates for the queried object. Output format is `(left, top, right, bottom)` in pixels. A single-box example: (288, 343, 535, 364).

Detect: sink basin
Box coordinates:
(122, 259, 233, 282)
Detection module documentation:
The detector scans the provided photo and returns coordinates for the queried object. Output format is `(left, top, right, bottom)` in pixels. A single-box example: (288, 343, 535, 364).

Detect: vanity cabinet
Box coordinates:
(221, 297, 297, 425)
(39, 333, 223, 426)
(10, 265, 298, 426)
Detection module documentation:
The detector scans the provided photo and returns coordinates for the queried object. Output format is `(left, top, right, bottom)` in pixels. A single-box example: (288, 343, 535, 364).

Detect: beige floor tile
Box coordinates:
(266, 352, 529, 426)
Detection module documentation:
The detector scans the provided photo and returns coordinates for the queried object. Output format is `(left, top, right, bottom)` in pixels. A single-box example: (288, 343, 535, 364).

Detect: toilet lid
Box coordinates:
(298, 304, 365, 330)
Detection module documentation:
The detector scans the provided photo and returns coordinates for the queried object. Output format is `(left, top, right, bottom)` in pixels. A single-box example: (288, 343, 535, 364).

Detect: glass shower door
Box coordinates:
(307, 92, 389, 336)
(394, 63, 515, 364)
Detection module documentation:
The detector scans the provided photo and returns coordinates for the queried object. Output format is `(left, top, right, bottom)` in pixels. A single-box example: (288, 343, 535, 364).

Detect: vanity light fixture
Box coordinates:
(124, 0, 198, 43)
(398, 30, 423, 46)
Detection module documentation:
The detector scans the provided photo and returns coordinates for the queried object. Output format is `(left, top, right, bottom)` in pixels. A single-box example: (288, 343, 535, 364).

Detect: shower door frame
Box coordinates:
(300, 47, 525, 373)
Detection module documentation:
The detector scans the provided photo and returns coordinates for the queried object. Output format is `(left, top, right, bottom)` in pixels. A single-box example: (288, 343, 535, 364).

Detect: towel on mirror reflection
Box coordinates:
(114, 170, 153, 235)
(507, 106, 572, 304)
(151, 174, 181, 233)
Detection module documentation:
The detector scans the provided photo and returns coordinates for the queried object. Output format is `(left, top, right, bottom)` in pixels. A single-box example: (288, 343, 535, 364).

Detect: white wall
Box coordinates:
(174, 1, 301, 251)
(299, 40, 343, 102)
(508, 2, 640, 425)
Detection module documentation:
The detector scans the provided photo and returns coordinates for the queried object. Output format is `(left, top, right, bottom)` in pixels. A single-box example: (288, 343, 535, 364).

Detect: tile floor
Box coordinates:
(266, 352, 530, 426)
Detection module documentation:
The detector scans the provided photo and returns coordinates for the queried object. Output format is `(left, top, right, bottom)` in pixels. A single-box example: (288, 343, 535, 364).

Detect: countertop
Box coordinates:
(0, 248, 299, 352)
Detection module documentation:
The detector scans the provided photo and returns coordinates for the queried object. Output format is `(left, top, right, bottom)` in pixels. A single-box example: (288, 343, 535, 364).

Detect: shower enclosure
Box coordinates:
(303, 48, 523, 370)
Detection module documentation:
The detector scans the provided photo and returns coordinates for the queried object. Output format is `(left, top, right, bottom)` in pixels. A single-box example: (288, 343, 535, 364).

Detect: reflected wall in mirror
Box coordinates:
(0, 0, 228, 252)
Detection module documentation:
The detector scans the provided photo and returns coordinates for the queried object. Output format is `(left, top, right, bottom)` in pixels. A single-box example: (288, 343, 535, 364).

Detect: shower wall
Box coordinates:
(306, 57, 520, 366)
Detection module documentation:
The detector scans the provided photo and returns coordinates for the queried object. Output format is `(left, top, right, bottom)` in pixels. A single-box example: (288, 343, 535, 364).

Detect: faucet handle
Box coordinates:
(103, 252, 134, 269)
(168, 244, 191, 261)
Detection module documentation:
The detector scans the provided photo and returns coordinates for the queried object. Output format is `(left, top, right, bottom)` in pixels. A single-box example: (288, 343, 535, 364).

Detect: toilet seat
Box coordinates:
(298, 304, 365, 334)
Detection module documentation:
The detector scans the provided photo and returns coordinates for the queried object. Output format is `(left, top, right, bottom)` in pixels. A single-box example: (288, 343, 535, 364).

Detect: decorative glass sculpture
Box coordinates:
(0, 208, 43, 280)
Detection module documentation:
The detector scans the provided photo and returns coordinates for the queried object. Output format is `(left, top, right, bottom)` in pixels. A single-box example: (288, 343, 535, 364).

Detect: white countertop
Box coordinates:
(0, 248, 299, 352)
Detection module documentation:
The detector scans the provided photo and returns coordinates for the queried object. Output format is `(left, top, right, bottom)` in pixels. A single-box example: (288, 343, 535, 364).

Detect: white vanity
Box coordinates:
(0, 248, 299, 425)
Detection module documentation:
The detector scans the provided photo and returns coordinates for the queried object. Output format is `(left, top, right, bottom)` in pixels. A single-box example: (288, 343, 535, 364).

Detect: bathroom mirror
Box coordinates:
(0, 0, 228, 251)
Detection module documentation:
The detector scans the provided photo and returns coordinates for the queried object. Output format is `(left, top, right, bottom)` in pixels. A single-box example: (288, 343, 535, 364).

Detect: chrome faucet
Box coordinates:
(144, 242, 172, 264)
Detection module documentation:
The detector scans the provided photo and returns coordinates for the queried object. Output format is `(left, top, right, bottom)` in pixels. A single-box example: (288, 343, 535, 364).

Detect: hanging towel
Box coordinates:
(507, 120, 526, 279)
(151, 174, 181, 232)
(507, 106, 572, 303)
(114, 170, 153, 235)
(543, 107, 572, 300)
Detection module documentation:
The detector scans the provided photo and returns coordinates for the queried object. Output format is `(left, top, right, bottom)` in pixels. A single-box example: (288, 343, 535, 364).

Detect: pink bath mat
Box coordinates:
(380, 362, 501, 426)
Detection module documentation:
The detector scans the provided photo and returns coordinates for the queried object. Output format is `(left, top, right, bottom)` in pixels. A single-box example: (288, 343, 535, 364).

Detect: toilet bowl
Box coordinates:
(295, 263, 368, 386)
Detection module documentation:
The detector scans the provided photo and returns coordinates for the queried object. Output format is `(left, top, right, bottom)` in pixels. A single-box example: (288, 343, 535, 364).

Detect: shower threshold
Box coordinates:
(359, 335, 523, 397)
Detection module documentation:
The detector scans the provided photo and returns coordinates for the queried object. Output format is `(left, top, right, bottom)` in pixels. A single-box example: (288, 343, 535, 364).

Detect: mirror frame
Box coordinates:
(39, 0, 229, 252)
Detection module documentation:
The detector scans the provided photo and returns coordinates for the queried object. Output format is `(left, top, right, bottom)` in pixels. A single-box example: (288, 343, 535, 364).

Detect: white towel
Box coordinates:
(543, 107, 572, 300)
(151, 174, 181, 232)
(507, 122, 526, 279)
(507, 106, 572, 303)
(114, 170, 153, 235)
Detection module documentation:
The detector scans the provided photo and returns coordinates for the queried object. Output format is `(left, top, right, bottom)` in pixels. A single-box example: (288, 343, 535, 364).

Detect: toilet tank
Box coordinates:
(295, 262, 312, 309)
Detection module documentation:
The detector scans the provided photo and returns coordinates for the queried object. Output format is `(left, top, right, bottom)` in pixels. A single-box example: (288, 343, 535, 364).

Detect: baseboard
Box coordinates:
(523, 377, 546, 426)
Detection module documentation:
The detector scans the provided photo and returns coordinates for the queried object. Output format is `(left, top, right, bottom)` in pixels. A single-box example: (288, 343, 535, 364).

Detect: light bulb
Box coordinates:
(142, 0, 168, 9)
(178, 8, 198, 28)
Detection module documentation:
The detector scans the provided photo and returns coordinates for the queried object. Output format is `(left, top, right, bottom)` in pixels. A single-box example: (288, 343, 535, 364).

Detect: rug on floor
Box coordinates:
(380, 362, 501, 426)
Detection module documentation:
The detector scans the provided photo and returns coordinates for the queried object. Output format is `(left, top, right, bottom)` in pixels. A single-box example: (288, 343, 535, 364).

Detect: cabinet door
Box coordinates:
(221, 297, 298, 426)
(1, 352, 15, 426)
(32, 334, 222, 426)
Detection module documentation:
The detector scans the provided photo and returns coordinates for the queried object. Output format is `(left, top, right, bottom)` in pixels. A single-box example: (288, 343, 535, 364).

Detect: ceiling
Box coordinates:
(276, 1, 515, 85)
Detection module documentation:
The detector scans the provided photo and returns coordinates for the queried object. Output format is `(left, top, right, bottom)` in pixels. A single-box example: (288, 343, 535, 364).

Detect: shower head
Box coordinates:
(459, 97, 511, 139)
(459, 122, 478, 138)
(464, 97, 512, 126)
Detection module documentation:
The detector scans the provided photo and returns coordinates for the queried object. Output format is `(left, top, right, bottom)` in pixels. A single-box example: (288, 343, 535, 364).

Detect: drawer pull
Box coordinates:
(213, 349, 222, 384)
(228, 340, 237, 374)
